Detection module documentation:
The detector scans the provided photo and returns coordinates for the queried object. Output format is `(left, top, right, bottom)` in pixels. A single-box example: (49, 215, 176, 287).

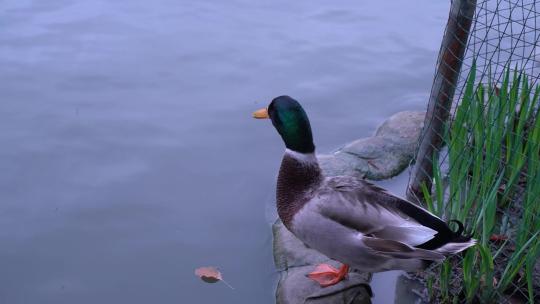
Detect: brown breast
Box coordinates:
(276, 154, 322, 229)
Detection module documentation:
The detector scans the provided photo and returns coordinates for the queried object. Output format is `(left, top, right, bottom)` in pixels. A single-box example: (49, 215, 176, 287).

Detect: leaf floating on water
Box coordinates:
(195, 267, 221, 283)
(194, 266, 234, 289)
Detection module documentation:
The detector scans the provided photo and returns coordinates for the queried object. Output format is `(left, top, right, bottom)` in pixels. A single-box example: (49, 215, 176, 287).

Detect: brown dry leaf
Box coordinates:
(489, 234, 508, 242)
(194, 266, 234, 289)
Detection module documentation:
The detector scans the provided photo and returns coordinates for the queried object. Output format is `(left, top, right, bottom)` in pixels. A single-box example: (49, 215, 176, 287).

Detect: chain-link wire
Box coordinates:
(407, 0, 540, 303)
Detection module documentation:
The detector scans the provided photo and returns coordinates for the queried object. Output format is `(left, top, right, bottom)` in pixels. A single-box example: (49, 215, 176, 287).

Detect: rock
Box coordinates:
(374, 111, 425, 145)
(276, 265, 372, 304)
(318, 111, 425, 180)
(394, 274, 428, 304)
(318, 151, 366, 178)
(340, 137, 407, 180)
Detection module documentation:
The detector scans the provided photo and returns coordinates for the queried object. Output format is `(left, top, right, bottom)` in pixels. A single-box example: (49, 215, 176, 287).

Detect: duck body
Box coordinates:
(278, 150, 474, 273)
(255, 96, 476, 280)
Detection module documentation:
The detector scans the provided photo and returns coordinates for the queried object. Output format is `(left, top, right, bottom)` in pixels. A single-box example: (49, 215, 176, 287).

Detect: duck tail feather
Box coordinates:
(435, 238, 477, 255)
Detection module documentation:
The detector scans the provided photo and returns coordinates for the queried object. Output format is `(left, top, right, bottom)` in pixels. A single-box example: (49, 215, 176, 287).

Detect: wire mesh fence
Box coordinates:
(407, 0, 540, 303)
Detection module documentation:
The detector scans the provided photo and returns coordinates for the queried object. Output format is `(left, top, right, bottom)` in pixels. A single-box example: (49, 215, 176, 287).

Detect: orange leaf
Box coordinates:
(194, 266, 234, 289)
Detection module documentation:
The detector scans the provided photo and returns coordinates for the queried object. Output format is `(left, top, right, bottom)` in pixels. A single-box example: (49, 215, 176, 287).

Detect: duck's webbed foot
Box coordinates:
(307, 263, 349, 287)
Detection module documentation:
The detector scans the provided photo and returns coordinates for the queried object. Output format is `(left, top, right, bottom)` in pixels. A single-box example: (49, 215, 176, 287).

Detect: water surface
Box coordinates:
(0, 1, 448, 303)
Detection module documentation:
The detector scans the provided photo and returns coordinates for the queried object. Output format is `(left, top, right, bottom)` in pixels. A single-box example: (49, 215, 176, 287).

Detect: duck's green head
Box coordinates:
(253, 95, 315, 154)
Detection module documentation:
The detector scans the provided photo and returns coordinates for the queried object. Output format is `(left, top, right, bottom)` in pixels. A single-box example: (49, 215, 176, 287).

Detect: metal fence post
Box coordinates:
(407, 0, 477, 203)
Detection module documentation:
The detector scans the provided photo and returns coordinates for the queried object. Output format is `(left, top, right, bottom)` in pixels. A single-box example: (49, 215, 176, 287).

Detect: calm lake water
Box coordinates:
(0, 1, 448, 303)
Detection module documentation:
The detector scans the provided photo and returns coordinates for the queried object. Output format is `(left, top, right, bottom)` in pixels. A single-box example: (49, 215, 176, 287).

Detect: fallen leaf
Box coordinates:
(489, 234, 508, 242)
(194, 266, 234, 289)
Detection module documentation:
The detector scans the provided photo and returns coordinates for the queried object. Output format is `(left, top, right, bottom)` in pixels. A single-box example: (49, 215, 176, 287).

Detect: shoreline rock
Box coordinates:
(319, 111, 425, 180)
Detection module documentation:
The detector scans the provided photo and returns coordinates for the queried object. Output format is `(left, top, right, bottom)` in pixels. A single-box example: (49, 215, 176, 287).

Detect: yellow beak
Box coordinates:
(252, 108, 269, 119)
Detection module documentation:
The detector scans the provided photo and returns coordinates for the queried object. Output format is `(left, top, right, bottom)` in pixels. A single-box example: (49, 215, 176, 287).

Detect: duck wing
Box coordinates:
(362, 236, 445, 261)
(317, 176, 456, 250)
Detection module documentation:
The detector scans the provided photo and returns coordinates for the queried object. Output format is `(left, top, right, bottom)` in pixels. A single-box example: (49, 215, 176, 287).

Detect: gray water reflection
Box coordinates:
(0, 1, 448, 303)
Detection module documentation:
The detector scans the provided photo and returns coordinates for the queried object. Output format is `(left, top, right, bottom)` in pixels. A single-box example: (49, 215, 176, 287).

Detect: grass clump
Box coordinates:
(419, 63, 540, 303)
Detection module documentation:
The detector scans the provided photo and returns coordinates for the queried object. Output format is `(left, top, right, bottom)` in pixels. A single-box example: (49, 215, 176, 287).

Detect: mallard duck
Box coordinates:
(253, 96, 476, 287)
